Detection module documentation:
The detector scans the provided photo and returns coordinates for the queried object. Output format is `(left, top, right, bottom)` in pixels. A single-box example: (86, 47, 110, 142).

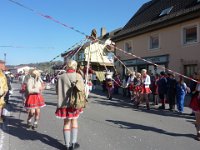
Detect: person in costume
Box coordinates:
(106, 72, 114, 100)
(141, 69, 151, 110)
(4, 72, 12, 104)
(132, 72, 142, 106)
(24, 69, 45, 129)
(0, 70, 8, 123)
(20, 69, 31, 105)
(189, 74, 200, 141)
(55, 60, 84, 150)
(113, 73, 121, 94)
(126, 72, 135, 101)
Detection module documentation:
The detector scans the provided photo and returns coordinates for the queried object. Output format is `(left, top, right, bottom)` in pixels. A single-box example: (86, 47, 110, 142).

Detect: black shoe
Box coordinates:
(159, 105, 165, 109)
(70, 143, 80, 150)
(32, 123, 38, 130)
(65, 146, 70, 150)
(170, 109, 175, 112)
(190, 113, 195, 116)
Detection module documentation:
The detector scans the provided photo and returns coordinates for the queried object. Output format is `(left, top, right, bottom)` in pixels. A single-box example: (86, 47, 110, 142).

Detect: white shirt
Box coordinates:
(126, 76, 135, 87)
(142, 75, 151, 87)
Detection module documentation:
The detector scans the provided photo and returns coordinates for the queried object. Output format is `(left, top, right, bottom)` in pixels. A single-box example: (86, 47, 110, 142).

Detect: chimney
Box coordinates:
(101, 27, 107, 37)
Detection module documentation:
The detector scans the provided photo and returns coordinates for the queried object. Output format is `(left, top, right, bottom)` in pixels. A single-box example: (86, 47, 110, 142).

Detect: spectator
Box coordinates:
(167, 73, 177, 111)
(91, 73, 97, 90)
(176, 76, 188, 113)
(157, 71, 168, 109)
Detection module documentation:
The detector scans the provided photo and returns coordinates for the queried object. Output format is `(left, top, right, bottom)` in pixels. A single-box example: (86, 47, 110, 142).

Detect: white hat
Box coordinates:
(106, 71, 113, 79)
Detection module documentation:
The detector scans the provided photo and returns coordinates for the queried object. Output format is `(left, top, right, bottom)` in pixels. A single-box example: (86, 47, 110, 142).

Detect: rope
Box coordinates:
(8, 0, 199, 84)
(113, 55, 132, 74)
(109, 44, 200, 84)
(84, 42, 92, 98)
(49, 38, 87, 63)
(62, 39, 89, 69)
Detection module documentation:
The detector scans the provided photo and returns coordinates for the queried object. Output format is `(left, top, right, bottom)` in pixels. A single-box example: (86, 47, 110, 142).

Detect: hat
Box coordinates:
(160, 71, 166, 76)
(66, 60, 77, 70)
(106, 71, 113, 79)
(30, 69, 40, 77)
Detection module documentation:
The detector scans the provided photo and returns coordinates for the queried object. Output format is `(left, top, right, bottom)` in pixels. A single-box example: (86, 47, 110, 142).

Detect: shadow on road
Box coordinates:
(90, 90, 133, 109)
(4, 117, 65, 150)
(106, 119, 195, 139)
(91, 90, 195, 121)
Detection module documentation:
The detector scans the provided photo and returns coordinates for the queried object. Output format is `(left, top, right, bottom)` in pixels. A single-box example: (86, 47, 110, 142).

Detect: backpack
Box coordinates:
(107, 79, 113, 87)
(67, 74, 87, 109)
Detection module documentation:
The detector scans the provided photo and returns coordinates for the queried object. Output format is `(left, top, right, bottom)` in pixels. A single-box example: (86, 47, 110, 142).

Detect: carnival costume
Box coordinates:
(25, 76, 45, 109)
(106, 72, 114, 100)
(0, 70, 8, 123)
(190, 83, 200, 112)
(0, 71, 8, 109)
(141, 74, 151, 94)
(55, 69, 84, 119)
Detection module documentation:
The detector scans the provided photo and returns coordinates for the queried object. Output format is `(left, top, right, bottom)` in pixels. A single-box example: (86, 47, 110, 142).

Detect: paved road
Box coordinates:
(0, 82, 199, 150)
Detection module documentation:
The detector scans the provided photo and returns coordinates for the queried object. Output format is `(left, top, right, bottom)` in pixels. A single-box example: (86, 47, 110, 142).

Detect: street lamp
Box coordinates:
(4, 53, 6, 64)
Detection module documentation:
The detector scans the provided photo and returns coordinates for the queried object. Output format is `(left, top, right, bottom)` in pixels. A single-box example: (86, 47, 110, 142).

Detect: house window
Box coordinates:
(184, 64, 197, 77)
(149, 34, 159, 49)
(183, 25, 198, 44)
(124, 41, 132, 52)
(159, 6, 173, 17)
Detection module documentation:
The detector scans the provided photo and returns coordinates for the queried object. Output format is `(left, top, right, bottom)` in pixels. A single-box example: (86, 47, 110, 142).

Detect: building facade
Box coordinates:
(112, 0, 200, 77)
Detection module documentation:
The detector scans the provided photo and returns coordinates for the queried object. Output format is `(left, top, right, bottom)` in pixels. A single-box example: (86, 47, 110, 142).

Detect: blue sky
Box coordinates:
(0, 0, 149, 65)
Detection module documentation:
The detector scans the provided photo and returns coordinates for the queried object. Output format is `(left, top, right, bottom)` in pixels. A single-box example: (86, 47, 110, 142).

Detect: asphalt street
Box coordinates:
(0, 82, 199, 150)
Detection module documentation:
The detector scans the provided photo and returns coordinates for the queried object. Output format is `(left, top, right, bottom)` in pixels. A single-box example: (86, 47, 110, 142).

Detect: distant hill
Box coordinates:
(7, 60, 63, 73)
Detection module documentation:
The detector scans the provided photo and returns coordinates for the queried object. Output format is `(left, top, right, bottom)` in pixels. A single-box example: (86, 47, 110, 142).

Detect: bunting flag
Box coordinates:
(8, 0, 88, 37)
(0, 45, 55, 49)
(7, 0, 200, 83)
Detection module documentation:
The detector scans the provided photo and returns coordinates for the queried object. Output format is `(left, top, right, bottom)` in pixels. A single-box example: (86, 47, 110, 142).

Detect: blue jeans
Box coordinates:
(176, 93, 186, 112)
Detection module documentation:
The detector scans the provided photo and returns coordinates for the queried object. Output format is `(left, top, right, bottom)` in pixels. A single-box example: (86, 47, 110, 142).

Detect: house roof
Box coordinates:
(112, 0, 200, 41)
